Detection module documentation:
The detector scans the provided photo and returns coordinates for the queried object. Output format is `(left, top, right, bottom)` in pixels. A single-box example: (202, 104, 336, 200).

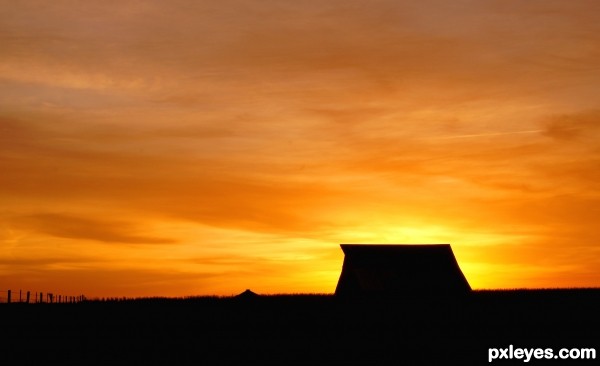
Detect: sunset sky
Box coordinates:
(2, 0, 600, 298)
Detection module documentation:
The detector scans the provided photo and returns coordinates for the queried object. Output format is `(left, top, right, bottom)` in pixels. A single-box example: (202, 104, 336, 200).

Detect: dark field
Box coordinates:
(2, 289, 600, 365)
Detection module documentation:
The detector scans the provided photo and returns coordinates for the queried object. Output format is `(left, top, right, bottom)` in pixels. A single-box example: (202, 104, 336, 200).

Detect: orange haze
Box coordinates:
(2, 1, 600, 297)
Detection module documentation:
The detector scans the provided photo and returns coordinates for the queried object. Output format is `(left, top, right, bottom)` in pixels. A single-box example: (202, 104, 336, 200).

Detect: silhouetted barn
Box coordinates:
(335, 244, 471, 297)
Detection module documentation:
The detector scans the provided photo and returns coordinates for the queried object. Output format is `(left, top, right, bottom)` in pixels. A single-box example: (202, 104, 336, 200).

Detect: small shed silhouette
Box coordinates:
(236, 289, 259, 299)
(335, 244, 471, 297)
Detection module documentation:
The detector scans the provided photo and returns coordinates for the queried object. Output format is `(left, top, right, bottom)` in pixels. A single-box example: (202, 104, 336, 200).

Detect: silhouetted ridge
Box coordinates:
(335, 244, 471, 298)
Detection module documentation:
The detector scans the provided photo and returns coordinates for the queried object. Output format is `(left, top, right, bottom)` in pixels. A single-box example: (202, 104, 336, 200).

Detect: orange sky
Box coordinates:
(2, 1, 600, 298)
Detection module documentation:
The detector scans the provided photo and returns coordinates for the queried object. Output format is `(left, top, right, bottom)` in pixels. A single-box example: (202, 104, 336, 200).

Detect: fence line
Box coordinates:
(0, 290, 86, 304)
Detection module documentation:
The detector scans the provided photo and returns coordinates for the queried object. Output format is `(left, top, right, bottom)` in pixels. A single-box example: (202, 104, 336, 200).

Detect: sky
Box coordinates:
(2, 0, 600, 298)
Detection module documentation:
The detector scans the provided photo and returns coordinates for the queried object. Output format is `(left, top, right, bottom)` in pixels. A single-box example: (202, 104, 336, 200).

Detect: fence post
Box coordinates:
(40, 292, 43, 303)
(20, 290, 22, 303)
(7, 290, 11, 304)
(26, 291, 31, 304)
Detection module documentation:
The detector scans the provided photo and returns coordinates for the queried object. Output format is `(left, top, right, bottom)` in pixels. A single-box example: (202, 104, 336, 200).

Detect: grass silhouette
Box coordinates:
(2, 289, 599, 365)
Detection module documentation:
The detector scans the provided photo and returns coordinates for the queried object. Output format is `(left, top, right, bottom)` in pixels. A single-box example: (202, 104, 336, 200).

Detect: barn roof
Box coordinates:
(335, 244, 471, 297)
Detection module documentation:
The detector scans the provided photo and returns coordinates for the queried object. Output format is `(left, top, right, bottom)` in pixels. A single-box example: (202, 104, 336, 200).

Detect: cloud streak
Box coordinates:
(12, 213, 177, 244)
(542, 110, 600, 141)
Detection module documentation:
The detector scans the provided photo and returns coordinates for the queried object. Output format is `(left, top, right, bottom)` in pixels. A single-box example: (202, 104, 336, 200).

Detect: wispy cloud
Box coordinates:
(542, 110, 600, 141)
(429, 130, 544, 140)
(12, 213, 177, 244)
